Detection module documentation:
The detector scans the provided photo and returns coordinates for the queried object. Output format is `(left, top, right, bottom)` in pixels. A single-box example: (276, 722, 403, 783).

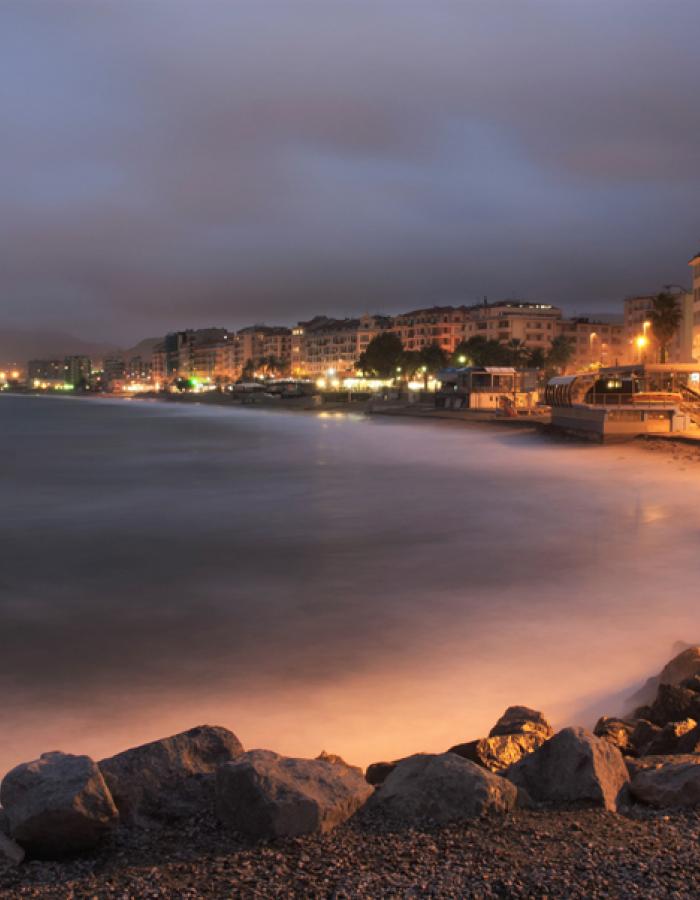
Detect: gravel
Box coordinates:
(1, 808, 699, 898)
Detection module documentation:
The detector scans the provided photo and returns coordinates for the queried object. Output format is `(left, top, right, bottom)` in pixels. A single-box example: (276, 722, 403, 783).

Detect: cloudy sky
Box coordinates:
(2, 1, 700, 345)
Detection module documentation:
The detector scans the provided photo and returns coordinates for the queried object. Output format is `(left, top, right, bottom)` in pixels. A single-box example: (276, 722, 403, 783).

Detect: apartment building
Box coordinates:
(557, 318, 624, 370)
(291, 316, 387, 378)
(464, 301, 562, 351)
(235, 325, 292, 373)
(391, 306, 470, 354)
(690, 253, 700, 361)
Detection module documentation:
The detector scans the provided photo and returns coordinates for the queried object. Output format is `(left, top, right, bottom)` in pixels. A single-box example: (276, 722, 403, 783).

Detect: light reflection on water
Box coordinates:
(0, 393, 698, 772)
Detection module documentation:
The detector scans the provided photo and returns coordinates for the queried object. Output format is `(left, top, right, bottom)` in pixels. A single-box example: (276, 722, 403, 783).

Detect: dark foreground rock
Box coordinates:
(0, 752, 118, 858)
(216, 750, 372, 838)
(1, 809, 699, 898)
(99, 725, 243, 824)
(629, 755, 700, 808)
(508, 727, 629, 811)
(361, 753, 517, 826)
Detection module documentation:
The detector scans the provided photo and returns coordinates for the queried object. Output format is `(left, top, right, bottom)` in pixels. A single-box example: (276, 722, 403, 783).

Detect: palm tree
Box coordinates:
(649, 292, 683, 363)
(546, 336, 574, 374)
(528, 347, 546, 370)
(505, 339, 529, 369)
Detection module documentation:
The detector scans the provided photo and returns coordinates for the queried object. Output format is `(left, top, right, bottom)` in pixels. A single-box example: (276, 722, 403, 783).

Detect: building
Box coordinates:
(27, 359, 64, 386)
(235, 325, 292, 377)
(64, 356, 92, 387)
(103, 356, 126, 387)
(289, 315, 391, 378)
(391, 306, 471, 355)
(464, 301, 562, 352)
(689, 253, 700, 361)
(623, 293, 693, 364)
(557, 318, 624, 370)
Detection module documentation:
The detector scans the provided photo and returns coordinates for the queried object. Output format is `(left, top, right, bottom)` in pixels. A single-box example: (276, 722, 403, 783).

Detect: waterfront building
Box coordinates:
(64, 355, 92, 387)
(27, 359, 65, 386)
(291, 315, 388, 378)
(557, 318, 624, 370)
(464, 301, 562, 352)
(391, 306, 470, 354)
(235, 325, 292, 376)
(623, 293, 693, 364)
(103, 356, 126, 387)
(546, 362, 700, 439)
(690, 252, 700, 361)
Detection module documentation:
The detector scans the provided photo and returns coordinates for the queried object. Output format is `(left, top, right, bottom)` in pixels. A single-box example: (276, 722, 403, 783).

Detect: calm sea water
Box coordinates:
(0, 393, 698, 773)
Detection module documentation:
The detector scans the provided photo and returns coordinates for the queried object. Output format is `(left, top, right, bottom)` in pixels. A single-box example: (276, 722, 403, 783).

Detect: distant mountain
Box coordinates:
(123, 337, 160, 360)
(0, 328, 142, 368)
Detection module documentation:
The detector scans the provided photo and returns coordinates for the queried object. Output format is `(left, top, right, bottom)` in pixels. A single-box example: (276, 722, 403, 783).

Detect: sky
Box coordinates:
(2, 1, 700, 347)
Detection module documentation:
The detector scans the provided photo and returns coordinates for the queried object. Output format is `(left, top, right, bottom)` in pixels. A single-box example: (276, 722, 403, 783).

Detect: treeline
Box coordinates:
(357, 333, 575, 379)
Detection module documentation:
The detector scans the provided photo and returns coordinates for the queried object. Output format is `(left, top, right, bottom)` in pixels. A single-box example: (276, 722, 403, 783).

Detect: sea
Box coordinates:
(1, 393, 698, 773)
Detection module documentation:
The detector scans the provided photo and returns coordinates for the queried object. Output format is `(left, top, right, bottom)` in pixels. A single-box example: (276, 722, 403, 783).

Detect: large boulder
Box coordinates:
(507, 727, 629, 811)
(629, 755, 700, 808)
(488, 706, 553, 740)
(216, 750, 372, 839)
(0, 752, 118, 857)
(316, 751, 362, 775)
(361, 753, 517, 827)
(594, 717, 635, 755)
(448, 733, 545, 773)
(677, 723, 700, 754)
(644, 719, 697, 756)
(645, 684, 700, 727)
(628, 646, 700, 710)
(630, 720, 661, 756)
(365, 759, 404, 786)
(99, 725, 243, 824)
(0, 832, 24, 866)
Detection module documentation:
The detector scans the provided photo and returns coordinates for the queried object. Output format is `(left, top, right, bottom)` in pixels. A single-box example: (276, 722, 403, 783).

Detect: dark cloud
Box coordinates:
(2, 1, 700, 344)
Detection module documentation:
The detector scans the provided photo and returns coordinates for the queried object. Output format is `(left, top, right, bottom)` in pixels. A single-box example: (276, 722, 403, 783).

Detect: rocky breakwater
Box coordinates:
(1, 647, 700, 895)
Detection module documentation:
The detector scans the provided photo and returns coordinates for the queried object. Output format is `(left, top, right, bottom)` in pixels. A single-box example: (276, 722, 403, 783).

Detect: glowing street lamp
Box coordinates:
(458, 355, 467, 365)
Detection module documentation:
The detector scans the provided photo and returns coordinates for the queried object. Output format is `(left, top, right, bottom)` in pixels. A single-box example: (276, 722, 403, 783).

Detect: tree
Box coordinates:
(242, 358, 256, 380)
(419, 343, 447, 374)
(546, 336, 574, 374)
(259, 355, 288, 378)
(450, 340, 474, 367)
(528, 347, 547, 370)
(399, 350, 422, 379)
(649, 291, 683, 363)
(505, 338, 529, 369)
(358, 332, 405, 378)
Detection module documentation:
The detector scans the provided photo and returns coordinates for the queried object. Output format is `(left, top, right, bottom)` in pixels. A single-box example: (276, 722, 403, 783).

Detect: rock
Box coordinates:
(644, 719, 697, 755)
(507, 727, 629, 811)
(361, 753, 517, 827)
(488, 706, 553, 740)
(316, 751, 362, 774)
(630, 755, 700, 808)
(681, 674, 700, 693)
(216, 750, 372, 839)
(647, 684, 700, 726)
(365, 760, 403, 786)
(677, 723, 700, 754)
(0, 809, 8, 836)
(630, 719, 662, 755)
(627, 646, 700, 710)
(99, 725, 243, 824)
(448, 733, 546, 773)
(0, 752, 118, 857)
(0, 832, 24, 866)
(593, 717, 636, 755)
